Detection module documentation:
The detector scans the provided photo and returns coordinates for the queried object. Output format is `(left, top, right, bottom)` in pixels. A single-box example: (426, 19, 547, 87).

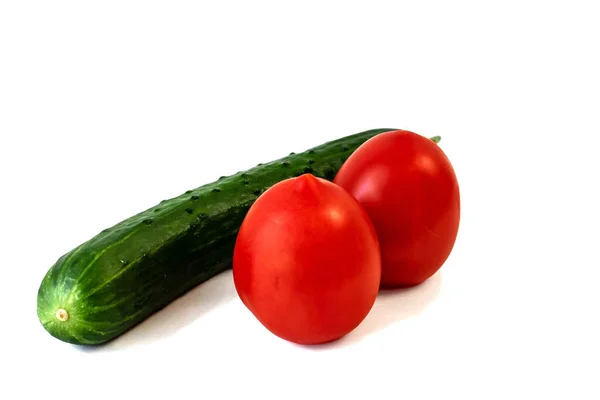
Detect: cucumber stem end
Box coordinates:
(56, 308, 69, 322)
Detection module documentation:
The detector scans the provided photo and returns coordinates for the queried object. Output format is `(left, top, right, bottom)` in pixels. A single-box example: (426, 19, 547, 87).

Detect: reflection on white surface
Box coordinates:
(80, 271, 239, 352)
(304, 270, 443, 350)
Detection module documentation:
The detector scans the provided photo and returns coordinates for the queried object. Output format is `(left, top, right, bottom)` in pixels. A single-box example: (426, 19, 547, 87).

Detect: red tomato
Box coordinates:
(334, 130, 460, 287)
(233, 174, 381, 345)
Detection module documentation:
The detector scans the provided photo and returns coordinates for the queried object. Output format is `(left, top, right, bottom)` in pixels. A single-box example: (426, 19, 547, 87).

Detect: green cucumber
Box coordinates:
(37, 128, 434, 346)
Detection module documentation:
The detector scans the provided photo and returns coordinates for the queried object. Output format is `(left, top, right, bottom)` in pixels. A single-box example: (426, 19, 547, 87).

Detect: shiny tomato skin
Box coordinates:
(334, 130, 460, 288)
(233, 174, 381, 345)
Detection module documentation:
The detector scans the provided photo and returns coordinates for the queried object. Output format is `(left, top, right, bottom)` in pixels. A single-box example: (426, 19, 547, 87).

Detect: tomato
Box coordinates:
(334, 130, 460, 287)
(233, 174, 381, 345)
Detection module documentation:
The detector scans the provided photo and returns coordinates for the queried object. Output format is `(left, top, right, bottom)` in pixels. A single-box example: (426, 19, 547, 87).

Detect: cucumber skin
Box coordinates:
(37, 128, 397, 345)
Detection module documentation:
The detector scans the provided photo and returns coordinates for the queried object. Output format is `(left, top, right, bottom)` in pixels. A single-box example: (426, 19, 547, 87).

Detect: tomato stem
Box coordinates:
(430, 136, 441, 144)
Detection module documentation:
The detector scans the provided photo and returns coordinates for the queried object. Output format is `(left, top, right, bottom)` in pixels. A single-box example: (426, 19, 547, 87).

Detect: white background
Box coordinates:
(1, 1, 599, 399)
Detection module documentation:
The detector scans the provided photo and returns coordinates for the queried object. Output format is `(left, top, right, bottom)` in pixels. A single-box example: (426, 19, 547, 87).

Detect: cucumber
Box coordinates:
(37, 128, 425, 345)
